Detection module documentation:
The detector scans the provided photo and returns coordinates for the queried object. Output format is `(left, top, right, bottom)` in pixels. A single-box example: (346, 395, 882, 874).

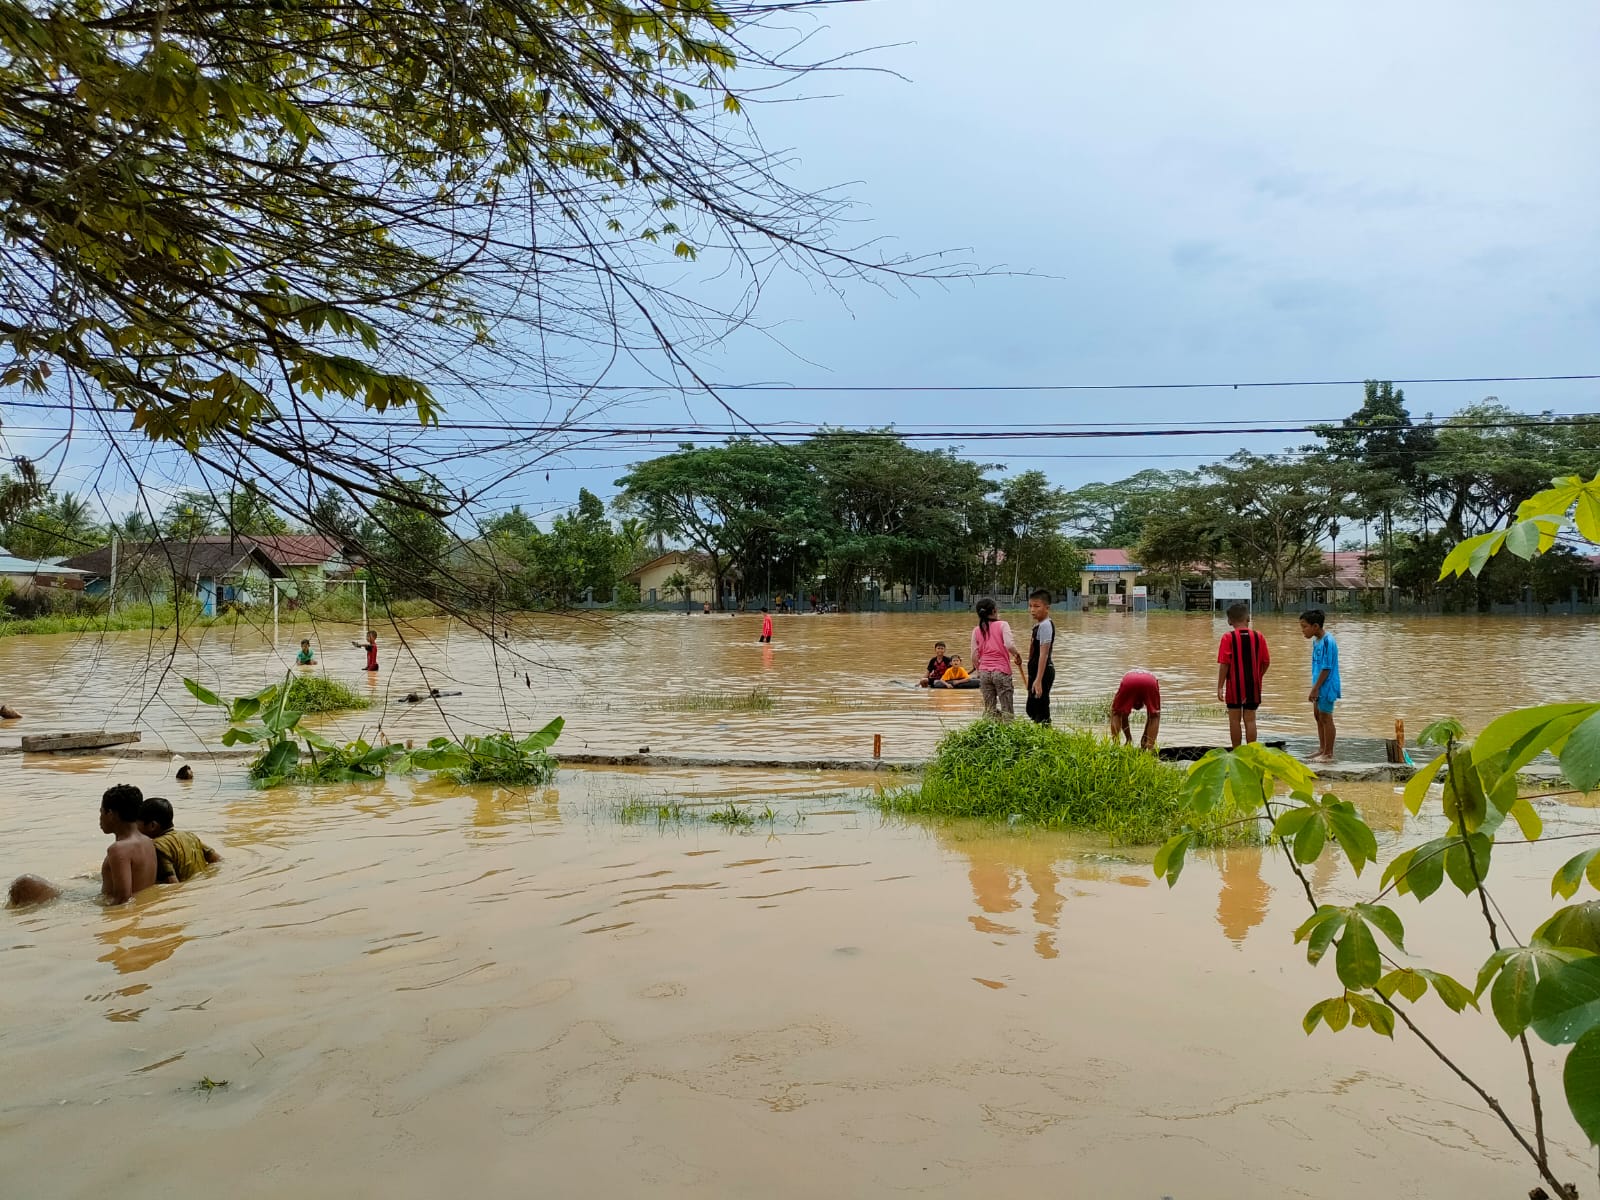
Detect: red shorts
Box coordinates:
(1112, 671, 1161, 716)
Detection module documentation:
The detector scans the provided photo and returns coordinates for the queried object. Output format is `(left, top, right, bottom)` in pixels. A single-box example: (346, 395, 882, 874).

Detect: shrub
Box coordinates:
(881, 719, 1258, 845)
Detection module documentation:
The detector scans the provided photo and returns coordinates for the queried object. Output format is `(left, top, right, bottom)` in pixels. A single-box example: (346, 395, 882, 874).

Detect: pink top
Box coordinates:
(970, 620, 1017, 673)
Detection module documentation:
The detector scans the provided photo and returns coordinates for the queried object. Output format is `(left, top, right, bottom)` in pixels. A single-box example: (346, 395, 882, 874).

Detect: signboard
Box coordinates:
(1132, 585, 1148, 598)
(1213, 580, 1252, 601)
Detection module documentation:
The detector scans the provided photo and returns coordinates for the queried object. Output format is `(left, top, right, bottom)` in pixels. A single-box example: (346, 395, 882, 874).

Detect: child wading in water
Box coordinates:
(138, 796, 222, 883)
(1216, 602, 1269, 748)
(970, 597, 1022, 720)
(1024, 589, 1055, 725)
(759, 607, 773, 643)
(360, 631, 379, 672)
(1300, 609, 1341, 762)
(296, 638, 316, 665)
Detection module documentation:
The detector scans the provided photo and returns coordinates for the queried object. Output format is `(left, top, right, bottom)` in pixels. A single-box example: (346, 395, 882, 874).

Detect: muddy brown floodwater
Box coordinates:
(1, 610, 1596, 758)
(2, 612, 1599, 1197)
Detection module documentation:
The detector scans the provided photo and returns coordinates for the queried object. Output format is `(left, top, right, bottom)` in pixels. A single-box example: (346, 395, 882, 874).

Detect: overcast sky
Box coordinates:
(7, 0, 1599, 526)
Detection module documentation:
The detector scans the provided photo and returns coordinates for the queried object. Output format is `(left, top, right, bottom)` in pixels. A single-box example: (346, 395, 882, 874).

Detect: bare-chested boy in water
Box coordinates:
(7, 784, 158, 906)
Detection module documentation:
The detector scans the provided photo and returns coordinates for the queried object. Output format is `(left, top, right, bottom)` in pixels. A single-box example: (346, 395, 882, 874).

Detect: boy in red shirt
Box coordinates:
(1216, 602, 1269, 748)
(1110, 669, 1161, 751)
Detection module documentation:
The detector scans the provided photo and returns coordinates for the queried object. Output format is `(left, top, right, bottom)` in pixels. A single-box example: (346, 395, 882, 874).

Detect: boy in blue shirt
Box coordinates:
(1299, 609, 1340, 762)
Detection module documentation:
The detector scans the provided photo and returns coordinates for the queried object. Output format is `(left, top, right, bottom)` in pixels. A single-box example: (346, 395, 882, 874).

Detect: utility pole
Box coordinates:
(108, 531, 119, 615)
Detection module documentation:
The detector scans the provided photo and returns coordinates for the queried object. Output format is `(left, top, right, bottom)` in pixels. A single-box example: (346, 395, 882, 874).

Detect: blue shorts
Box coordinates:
(1316, 696, 1337, 715)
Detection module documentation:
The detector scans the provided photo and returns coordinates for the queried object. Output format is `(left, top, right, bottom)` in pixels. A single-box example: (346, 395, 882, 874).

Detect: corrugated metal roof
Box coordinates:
(0, 556, 86, 575)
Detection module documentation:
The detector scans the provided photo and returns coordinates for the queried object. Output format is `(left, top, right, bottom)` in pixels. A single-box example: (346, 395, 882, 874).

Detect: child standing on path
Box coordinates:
(759, 607, 773, 643)
(1216, 602, 1270, 749)
(1300, 609, 1341, 762)
(1024, 589, 1056, 725)
(970, 597, 1022, 720)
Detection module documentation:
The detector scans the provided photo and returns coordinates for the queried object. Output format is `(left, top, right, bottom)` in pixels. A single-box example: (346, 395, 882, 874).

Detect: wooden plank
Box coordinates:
(21, 730, 142, 753)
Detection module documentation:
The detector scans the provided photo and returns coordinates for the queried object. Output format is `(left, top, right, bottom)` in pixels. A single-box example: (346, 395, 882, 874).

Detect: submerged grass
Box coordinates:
(879, 719, 1258, 846)
(283, 676, 369, 713)
(1055, 698, 1226, 726)
(656, 690, 774, 713)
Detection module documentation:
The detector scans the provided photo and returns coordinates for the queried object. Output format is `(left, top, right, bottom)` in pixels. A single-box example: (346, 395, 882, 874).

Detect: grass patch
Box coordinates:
(656, 690, 774, 713)
(879, 719, 1257, 846)
(284, 676, 369, 713)
(441, 730, 559, 786)
(1056, 697, 1226, 726)
(0, 600, 220, 638)
(616, 797, 690, 824)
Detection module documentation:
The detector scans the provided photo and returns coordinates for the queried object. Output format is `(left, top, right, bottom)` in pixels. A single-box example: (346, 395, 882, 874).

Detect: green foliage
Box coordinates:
(421, 720, 564, 786)
(1155, 691, 1600, 1194)
(184, 674, 561, 787)
(0, 486, 104, 559)
(881, 720, 1257, 845)
(282, 676, 369, 714)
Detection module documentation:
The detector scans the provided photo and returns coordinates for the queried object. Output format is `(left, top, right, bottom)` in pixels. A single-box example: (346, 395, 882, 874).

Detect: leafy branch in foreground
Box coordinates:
(1154, 703, 1600, 1198)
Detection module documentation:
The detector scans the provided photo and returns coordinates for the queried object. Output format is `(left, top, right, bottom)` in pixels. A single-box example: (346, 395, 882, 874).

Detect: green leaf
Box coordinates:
(1378, 968, 1428, 1004)
(1565, 1026, 1600, 1144)
(263, 708, 304, 735)
(1474, 704, 1596, 780)
(1234, 741, 1318, 791)
(1269, 805, 1315, 840)
(1554, 850, 1600, 900)
(1292, 811, 1326, 863)
(219, 726, 260, 746)
(518, 716, 565, 753)
(1576, 480, 1600, 543)
(1356, 903, 1406, 952)
(1502, 518, 1543, 559)
(1561, 710, 1600, 793)
(1381, 837, 1450, 901)
(1482, 943, 1582, 1038)
(184, 677, 223, 707)
(1532, 956, 1600, 1045)
(1313, 995, 1351, 1033)
(1416, 719, 1466, 749)
(1402, 752, 1446, 815)
(256, 739, 299, 780)
(1438, 530, 1499, 579)
(1444, 833, 1492, 895)
(1506, 797, 1543, 842)
(1417, 969, 1479, 1013)
(1336, 916, 1382, 990)
(1153, 831, 1193, 887)
(1181, 751, 1265, 816)
(1441, 759, 1490, 832)
(1346, 992, 1395, 1038)
(230, 697, 262, 722)
(1327, 801, 1379, 875)
(1536, 902, 1600, 955)
(1295, 906, 1346, 966)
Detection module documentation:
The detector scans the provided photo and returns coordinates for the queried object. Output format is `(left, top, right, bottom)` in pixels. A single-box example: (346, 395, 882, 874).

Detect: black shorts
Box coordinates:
(1226, 701, 1260, 712)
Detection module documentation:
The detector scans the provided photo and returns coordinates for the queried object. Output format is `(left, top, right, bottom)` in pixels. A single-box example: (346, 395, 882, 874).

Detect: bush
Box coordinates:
(881, 719, 1257, 845)
(283, 676, 369, 713)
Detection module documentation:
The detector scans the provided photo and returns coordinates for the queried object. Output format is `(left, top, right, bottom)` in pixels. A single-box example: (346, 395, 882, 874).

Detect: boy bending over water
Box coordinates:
(7, 784, 157, 906)
(139, 797, 222, 883)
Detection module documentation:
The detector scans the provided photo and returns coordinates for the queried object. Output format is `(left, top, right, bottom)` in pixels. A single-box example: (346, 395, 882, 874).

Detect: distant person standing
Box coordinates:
(1024, 589, 1056, 725)
(1110, 669, 1162, 750)
(759, 607, 773, 643)
(362, 630, 379, 673)
(970, 597, 1022, 720)
(1216, 603, 1269, 748)
(1300, 609, 1341, 762)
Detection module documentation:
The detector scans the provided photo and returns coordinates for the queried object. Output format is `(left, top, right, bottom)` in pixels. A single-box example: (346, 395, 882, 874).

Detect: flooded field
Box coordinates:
(3, 612, 1599, 1196)
(1, 610, 1597, 759)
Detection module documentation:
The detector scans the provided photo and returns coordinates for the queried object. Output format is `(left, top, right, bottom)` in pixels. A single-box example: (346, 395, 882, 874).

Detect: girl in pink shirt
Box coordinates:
(970, 597, 1022, 719)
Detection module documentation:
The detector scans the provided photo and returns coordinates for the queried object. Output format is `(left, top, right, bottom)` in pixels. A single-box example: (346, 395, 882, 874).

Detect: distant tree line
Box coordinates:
(4, 389, 1595, 612)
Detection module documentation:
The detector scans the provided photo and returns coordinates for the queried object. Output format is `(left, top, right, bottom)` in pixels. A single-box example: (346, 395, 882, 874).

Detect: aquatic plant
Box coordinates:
(420, 721, 564, 786)
(705, 802, 756, 827)
(1152, 473, 1600, 1200)
(283, 676, 369, 713)
(184, 675, 562, 788)
(882, 719, 1253, 846)
(656, 690, 774, 713)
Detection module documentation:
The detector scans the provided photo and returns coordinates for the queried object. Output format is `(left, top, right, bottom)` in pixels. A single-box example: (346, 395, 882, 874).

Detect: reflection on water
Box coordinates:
(2, 611, 1596, 759)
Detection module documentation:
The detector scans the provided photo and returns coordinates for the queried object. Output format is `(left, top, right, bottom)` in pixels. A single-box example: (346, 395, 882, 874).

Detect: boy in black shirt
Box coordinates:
(1025, 590, 1056, 724)
(920, 641, 952, 687)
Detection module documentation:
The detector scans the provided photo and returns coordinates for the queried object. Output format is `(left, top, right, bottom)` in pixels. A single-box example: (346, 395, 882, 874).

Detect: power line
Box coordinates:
(421, 371, 1600, 394)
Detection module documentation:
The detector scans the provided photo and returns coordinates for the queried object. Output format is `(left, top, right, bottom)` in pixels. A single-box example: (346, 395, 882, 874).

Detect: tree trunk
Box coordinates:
(1382, 506, 1394, 612)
